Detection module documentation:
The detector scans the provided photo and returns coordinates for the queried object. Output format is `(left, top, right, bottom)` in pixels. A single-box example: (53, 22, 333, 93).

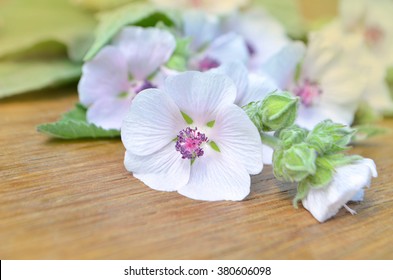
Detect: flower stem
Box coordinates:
(260, 132, 280, 149)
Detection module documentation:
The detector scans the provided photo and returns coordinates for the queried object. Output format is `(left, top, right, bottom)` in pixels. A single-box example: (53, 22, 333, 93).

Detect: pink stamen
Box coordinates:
(198, 57, 220, 71)
(175, 127, 208, 160)
(190, 0, 202, 7)
(364, 25, 384, 46)
(294, 80, 322, 107)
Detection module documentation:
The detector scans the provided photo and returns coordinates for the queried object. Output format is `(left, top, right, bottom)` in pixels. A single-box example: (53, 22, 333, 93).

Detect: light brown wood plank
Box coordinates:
(0, 87, 392, 259)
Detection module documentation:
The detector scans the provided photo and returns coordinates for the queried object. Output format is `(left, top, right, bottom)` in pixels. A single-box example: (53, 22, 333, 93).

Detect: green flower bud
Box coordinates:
(260, 92, 299, 131)
(275, 125, 308, 149)
(306, 120, 355, 155)
(273, 143, 317, 182)
(243, 100, 263, 131)
(292, 154, 363, 208)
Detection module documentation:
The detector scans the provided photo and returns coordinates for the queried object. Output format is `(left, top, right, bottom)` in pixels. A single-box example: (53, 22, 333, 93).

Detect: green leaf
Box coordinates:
(0, 0, 96, 61)
(166, 37, 191, 71)
(353, 102, 381, 125)
(253, 0, 307, 39)
(84, 2, 177, 60)
(0, 60, 81, 99)
(352, 125, 389, 142)
(62, 103, 88, 121)
(70, 0, 137, 11)
(386, 66, 393, 84)
(37, 103, 120, 139)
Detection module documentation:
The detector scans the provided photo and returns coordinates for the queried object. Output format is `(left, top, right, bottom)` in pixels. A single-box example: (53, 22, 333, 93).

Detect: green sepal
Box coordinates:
(273, 143, 317, 182)
(306, 120, 355, 155)
(304, 157, 334, 189)
(243, 100, 264, 131)
(260, 91, 299, 131)
(293, 180, 311, 208)
(293, 153, 364, 207)
(37, 103, 120, 139)
(275, 125, 308, 149)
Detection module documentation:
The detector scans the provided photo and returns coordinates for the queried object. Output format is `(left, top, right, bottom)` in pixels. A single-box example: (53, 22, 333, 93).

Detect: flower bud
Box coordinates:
(275, 125, 308, 149)
(243, 100, 263, 131)
(306, 120, 355, 155)
(273, 143, 317, 182)
(260, 92, 299, 131)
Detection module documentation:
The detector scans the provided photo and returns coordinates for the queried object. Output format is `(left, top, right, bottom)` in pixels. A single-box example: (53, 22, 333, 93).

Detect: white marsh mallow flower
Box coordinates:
(78, 27, 176, 130)
(121, 71, 263, 201)
(302, 158, 378, 223)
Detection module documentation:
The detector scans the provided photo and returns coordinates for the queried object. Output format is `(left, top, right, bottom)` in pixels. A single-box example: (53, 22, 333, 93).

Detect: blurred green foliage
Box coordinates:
(0, 0, 96, 98)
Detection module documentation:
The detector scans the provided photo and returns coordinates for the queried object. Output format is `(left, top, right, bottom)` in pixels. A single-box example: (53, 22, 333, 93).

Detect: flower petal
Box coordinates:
(211, 62, 278, 107)
(222, 9, 289, 69)
(164, 71, 237, 124)
(261, 41, 305, 89)
(210, 61, 249, 105)
(112, 27, 176, 80)
(211, 104, 263, 174)
(183, 11, 220, 52)
(78, 46, 129, 106)
(124, 144, 190, 191)
(87, 97, 132, 130)
(364, 79, 393, 112)
(262, 144, 273, 165)
(238, 73, 279, 107)
(302, 158, 377, 222)
(296, 103, 356, 129)
(204, 33, 249, 65)
(351, 190, 365, 202)
(121, 88, 185, 156)
(178, 148, 251, 201)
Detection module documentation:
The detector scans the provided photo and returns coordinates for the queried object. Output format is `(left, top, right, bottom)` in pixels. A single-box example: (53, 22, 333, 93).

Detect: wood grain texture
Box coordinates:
(0, 87, 392, 260)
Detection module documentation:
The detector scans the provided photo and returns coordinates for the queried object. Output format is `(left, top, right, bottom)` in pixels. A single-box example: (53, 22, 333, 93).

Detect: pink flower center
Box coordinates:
(294, 80, 322, 107)
(175, 127, 208, 160)
(198, 57, 220, 71)
(246, 41, 256, 57)
(364, 25, 384, 47)
(133, 80, 156, 94)
(190, 0, 202, 7)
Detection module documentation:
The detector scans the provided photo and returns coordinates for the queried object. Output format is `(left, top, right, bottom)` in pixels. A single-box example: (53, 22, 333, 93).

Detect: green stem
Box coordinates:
(260, 132, 281, 149)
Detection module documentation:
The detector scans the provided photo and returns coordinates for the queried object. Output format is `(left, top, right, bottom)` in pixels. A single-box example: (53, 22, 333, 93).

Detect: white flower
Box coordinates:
(121, 71, 263, 201)
(78, 27, 176, 130)
(182, 11, 249, 71)
(302, 158, 378, 223)
(150, 0, 250, 15)
(291, 21, 381, 129)
(340, 0, 393, 68)
(221, 8, 291, 71)
(339, 0, 393, 112)
(210, 61, 278, 164)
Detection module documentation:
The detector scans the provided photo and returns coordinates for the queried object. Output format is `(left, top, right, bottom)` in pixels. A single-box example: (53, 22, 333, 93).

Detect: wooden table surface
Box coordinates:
(1, 87, 392, 260)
